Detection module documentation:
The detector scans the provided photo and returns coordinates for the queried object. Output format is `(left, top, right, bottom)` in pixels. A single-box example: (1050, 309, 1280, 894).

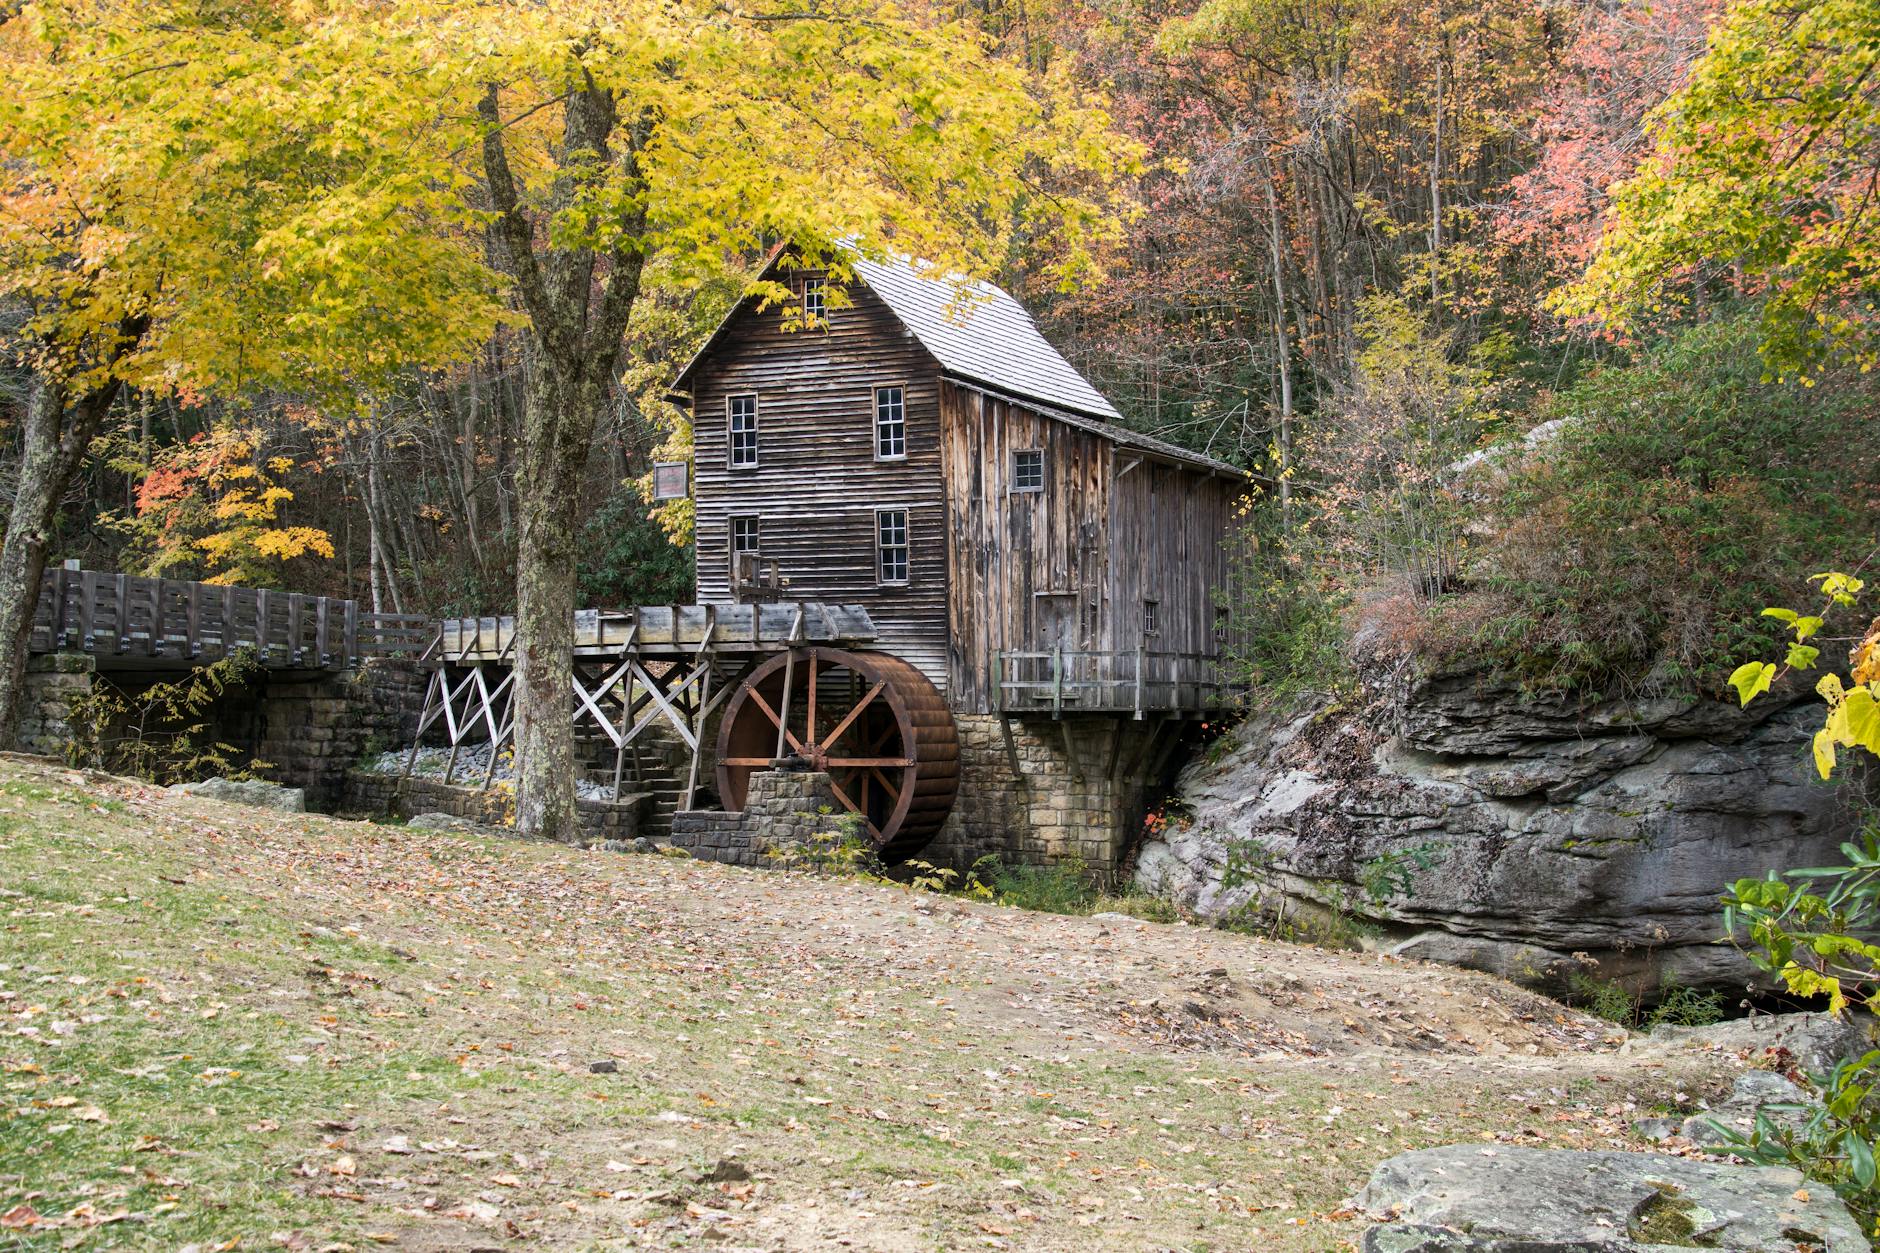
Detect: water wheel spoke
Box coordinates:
(824, 773, 880, 840)
(821, 756, 913, 768)
(739, 684, 804, 755)
(805, 655, 818, 747)
(815, 680, 885, 753)
(869, 767, 902, 807)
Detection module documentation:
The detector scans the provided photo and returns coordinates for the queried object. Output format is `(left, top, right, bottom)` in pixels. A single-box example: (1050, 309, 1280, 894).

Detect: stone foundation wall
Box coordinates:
(342, 769, 650, 842)
(670, 770, 840, 867)
(18, 654, 97, 757)
(925, 714, 1186, 882)
(253, 660, 426, 809)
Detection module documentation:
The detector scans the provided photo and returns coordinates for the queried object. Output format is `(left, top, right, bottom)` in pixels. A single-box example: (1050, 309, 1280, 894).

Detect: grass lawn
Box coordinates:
(0, 757, 1738, 1250)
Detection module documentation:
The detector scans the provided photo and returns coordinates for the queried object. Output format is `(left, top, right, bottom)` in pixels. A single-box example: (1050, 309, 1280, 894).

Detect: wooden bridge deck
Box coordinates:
(28, 565, 429, 670)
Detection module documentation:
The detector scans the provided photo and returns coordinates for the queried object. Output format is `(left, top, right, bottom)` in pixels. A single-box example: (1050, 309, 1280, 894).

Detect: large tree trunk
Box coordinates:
(0, 378, 72, 749)
(510, 365, 610, 837)
(0, 334, 143, 747)
(480, 79, 648, 842)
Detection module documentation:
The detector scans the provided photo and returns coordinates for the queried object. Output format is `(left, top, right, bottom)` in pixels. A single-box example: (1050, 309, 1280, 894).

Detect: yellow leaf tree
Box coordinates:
(225, 0, 1135, 838)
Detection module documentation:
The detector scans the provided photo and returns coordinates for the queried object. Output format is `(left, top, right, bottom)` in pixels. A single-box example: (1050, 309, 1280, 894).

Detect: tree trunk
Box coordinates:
(0, 340, 142, 747)
(1261, 155, 1295, 532)
(479, 78, 649, 842)
(510, 365, 608, 837)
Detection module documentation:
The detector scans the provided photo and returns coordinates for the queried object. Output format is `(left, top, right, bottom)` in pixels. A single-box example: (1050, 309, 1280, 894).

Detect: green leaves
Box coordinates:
(1729, 661, 1776, 707)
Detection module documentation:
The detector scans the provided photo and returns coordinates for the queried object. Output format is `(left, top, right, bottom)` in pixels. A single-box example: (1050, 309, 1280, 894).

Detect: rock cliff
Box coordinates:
(1135, 640, 1869, 993)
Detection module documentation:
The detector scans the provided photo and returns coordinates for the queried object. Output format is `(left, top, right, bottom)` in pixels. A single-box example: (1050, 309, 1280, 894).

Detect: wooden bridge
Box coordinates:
(28, 563, 431, 670)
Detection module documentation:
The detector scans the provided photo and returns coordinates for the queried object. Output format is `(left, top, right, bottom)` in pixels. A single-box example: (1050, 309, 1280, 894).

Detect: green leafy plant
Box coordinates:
(64, 652, 267, 784)
(1708, 1050, 1880, 1234)
(1359, 842, 1444, 905)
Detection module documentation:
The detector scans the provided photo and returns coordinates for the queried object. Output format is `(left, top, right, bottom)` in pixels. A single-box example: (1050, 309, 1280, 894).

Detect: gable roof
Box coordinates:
(847, 255, 1122, 422)
(669, 247, 1242, 477)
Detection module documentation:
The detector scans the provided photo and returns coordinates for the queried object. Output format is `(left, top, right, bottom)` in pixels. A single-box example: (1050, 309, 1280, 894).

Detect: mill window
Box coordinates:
(1144, 599, 1160, 637)
(877, 509, 910, 585)
(731, 515, 760, 555)
(875, 386, 907, 460)
(727, 394, 759, 468)
(1012, 448, 1044, 493)
(802, 277, 827, 326)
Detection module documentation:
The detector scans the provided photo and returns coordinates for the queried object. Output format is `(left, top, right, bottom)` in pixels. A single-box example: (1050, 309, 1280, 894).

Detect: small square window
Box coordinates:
(1213, 605, 1231, 641)
(652, 461, 689, 501)
(1012, 449, 1044, 493)
(877, 509, 909, 585)
(802, 277, 826, 326)
(731, 516, 760, 554)
(1144, 599, 1160, 637)
(727, 394, 759, 468)
(875, 386, 907, 460)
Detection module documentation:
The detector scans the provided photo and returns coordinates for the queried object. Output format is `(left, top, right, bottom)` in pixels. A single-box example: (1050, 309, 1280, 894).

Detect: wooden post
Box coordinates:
(343, 600, 358, 665)
(315, 597, 330, 666)
(287, 593, 303, 665)
(1133, 641, 1145, 720)
(257, 589, 271, 661)
(1052, 645, 1063, 720)
(774, 647, 796, 760)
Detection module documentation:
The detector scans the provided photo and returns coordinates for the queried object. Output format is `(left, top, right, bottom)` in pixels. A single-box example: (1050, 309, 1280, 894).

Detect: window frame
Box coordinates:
(875, 508, 911, 587)
(730, 514, 761, 556)
(801, 276, 827, 327)
(1011, 448, 1045, 494)
(873, 384, 908, 462)
(1143, 598, 1160, 638)
(726, 393, 760, 469)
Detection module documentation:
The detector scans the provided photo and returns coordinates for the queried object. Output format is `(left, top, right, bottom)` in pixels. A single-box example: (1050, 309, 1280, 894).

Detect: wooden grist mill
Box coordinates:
(406, 604, 961, 855)
(407, 244, 1245, 873)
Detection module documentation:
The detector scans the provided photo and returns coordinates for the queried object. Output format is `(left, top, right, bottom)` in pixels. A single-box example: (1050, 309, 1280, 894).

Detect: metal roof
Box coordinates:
(847, 255, 1123, 422)
(668, 247, 1243, 476)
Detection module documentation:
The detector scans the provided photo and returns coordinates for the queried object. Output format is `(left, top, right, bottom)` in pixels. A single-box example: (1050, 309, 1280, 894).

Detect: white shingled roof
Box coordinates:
(848, 255, 1124, 422)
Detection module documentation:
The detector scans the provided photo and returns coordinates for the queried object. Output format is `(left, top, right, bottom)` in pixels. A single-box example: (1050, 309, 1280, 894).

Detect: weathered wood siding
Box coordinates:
(939, 381, 1240, 714)
(686, 280, 952, 690)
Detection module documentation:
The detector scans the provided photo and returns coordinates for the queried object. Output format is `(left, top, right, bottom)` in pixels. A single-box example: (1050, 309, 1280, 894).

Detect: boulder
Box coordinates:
(167, 777, 306, 812)
(1135, 665, 1864, 991)
(1355, 1145, 1866, 1251)
(1635, 1011, 1879, 1076)
(406, 811, 481, 832)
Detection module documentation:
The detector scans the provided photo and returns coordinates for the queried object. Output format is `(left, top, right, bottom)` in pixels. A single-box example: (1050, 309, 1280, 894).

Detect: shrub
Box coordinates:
(1435, 315, 1880, 696)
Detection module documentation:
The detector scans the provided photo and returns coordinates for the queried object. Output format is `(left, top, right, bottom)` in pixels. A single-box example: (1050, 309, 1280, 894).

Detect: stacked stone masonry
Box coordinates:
(926, 713, 1182, 882)
(18, 654, 96, 758)
(670, 770, 841, 867)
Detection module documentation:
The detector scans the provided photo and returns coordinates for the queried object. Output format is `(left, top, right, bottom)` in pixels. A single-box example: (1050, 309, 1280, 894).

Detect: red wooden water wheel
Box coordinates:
(715, 647, 959, 861)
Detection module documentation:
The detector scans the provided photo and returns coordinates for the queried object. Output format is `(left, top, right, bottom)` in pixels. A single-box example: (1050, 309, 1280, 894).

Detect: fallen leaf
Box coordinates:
(0, 1204, 39, 1230)
(329, 1156, 356, 1178)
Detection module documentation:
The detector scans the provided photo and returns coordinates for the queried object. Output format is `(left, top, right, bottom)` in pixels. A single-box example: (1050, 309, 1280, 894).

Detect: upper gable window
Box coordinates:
(1012, 449, 1044, 493)
(802, 277, 827, 327)
(727, 394, 758, 468)
(874, 386, 907, 461)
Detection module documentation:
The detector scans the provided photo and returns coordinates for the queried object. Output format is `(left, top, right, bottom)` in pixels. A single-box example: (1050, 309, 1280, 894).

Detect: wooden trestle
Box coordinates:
(404, 603, 877, 810)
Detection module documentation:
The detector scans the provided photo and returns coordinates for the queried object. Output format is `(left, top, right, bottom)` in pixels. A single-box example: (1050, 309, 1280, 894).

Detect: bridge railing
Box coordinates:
(28, 564, 433, 669)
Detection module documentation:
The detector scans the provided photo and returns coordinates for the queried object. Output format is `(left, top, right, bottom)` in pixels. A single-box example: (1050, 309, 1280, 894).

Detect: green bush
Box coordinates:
(987, 856, 1097, 914)
(576, 494, 694, 608)
(1436, 315, 1880, 695)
